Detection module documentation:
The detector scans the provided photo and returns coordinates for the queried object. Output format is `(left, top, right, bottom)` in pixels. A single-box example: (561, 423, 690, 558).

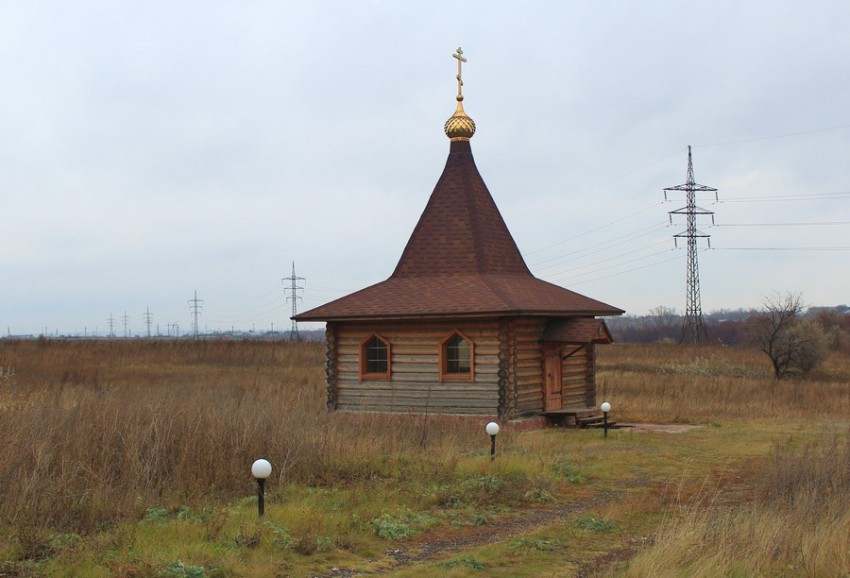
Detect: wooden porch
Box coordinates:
(542, 407, 616, 429)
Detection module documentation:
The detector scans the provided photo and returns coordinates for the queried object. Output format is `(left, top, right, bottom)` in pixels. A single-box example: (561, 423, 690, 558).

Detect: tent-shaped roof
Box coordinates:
(297, 51, 621, 323)
(295, 138, 622, 322)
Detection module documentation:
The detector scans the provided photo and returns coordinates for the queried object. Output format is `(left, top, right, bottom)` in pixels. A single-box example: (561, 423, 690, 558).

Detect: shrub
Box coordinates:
(370, 510, 433, 540)
(510, 536, 561, 551)
(160, 560, 206, 577)
(523, 488, 554, 502)
(554, 459, 583, 484)
(785, 320, 829, 375)
(576, 516, 617, 533)
(142, 507, 169, 522)
(439, 556, 486, 570)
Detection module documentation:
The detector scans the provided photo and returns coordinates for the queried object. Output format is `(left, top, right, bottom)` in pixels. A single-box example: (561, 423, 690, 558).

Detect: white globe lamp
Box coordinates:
(600, 402, 612, 438)
(486, 421, 500, 461)
(251, 458, 272, 516)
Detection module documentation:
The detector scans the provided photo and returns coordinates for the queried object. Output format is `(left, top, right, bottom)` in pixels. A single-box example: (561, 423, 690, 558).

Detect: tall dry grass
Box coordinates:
(0, 339, 482, 538)
(627, 435, 850, 577)
(598, 343, 850, 422)
(603, 343, 850, 575)
(1, 339, 848, 548)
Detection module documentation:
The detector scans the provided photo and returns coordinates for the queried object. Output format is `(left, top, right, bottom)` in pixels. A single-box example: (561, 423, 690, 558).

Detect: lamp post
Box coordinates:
(485, 421, 500, 461)
(251, 459, 272, 517)
(600, 402, 611, 439)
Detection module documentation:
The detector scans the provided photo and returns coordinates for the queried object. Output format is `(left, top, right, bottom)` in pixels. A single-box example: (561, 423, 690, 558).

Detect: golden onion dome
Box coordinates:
(444, 96, 476, 141)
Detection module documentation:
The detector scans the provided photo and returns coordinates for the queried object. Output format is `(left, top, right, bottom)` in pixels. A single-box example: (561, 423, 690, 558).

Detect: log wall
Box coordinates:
(509, 318, 547, 418)
(587, 345, 598, 408)
(325, 325, 339, 410)
(327, 320, 505, 415)
(324, 317, 600, 418)
(561, 345, 594, 409)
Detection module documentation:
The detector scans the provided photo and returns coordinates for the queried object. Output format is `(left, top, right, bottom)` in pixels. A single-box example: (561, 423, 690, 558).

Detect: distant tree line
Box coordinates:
(608, 299, 850, 363)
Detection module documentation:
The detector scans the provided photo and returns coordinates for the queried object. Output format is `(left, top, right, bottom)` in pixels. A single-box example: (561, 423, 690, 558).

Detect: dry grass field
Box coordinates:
(0, 339, 848, 576)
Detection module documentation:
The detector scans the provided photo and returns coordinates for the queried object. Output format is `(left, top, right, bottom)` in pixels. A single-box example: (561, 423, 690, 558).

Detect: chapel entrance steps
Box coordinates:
(542, 408, 616, 429)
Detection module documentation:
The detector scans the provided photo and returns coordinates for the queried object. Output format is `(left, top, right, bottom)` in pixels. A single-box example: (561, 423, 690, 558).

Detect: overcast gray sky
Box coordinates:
(2, 1, 848, 337)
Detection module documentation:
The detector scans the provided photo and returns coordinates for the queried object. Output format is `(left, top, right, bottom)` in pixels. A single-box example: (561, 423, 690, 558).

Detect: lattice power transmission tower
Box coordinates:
(664, 146, 718, 344)
(283, 262, 305, 341)
(189, 290, 204, 339)
(143, 306, 154, 338)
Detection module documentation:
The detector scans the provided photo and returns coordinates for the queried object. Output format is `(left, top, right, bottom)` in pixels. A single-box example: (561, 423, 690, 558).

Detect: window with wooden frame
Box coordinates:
(359, 334, 391, 381)
(439, 331, 474, 381)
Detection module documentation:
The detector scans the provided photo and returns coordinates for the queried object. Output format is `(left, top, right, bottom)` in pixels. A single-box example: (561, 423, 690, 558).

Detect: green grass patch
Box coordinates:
(576, 515, 618, 533)
(370, 509, 435, 540)
(509, 536, 562, 551)
(439, 556, 487, 570)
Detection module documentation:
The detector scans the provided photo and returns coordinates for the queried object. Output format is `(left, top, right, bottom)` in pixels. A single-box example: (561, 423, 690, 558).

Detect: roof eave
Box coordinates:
(294, 307, 624, 323)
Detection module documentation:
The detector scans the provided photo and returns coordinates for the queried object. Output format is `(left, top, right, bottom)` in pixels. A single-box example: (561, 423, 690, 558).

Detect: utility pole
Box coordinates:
(664, 145, 718, 344)
(122, 311, 130, 338)
(188, 290, 203, 339)
(282, 261, 305, 341)
(107, 313, 116, 338)
(143, 307, 153, 338)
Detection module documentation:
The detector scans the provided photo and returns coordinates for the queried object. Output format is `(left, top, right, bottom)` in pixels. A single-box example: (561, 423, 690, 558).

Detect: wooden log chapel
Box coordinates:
(295, 48, 623, 422)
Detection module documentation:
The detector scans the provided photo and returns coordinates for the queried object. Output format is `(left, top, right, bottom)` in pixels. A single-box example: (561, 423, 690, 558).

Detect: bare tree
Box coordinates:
(648, 305, 680, 342)
(747, 292, 828, 379)
(649, 305, 678, 327)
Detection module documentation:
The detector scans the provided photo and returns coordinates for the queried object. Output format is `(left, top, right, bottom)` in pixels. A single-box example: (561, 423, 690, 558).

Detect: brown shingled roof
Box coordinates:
(542, 318, 613, 344)
(391, 140, 530, 278)
(296, 140, 623, 321)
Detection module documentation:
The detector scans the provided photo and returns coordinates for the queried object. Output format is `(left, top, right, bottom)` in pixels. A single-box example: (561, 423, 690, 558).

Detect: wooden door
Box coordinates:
(544, 351, 562, 411)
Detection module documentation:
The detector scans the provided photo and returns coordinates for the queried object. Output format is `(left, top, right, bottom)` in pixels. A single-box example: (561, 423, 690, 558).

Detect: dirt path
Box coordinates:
(314, 480, 647, 577)
(313, 428, 759, 577)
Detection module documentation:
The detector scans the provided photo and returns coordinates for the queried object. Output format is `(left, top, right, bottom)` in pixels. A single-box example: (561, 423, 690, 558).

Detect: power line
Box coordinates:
(695, 122, 850, 149)
(524, 202, 667, 257)
(718, 191, 850, 203)
(715, 246, 850, 251)
(541, 241, 672, 279)
(547, 248, 673, 281)
(531, 223, 668, 271)
(714, 221, 850, 227)
(548, 251, 686, 287)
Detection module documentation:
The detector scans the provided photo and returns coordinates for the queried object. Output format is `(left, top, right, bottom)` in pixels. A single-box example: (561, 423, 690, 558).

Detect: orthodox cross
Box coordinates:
(453, 47, 467, 98)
